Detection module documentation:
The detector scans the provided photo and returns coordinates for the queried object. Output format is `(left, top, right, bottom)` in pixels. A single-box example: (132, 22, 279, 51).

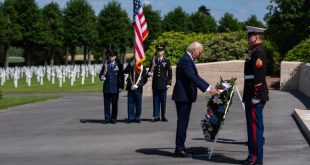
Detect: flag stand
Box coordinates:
(206, 86, 244, 159)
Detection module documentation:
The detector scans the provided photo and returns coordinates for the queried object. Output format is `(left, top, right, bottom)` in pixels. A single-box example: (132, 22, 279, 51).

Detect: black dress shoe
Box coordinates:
(110, 119, 116, 124)
(134, 119, 141, 123)
(243, 161, 262, 165)
(183, 148, 192, 154)
(161, 117, 168, 122)
(126, 120, 133, 123)
(174, 150, 191, 158)
(249, 163, 262, 165)
(240, 159, 250, 164)
(152, 117, 160, 122)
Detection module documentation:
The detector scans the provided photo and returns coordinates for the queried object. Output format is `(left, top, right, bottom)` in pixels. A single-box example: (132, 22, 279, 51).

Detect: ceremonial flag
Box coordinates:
(133, 0, 149, 72)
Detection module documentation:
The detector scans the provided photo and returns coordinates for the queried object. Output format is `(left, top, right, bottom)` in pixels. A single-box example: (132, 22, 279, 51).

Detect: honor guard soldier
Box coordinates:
(241, 26, 269, 165)
(124, 61, 148, 123)
(147, 44, 172, 122)
(99, 50, 124, 124)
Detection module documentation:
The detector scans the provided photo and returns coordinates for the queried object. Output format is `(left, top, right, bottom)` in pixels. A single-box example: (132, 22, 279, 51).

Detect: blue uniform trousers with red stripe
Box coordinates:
(244, 100, 265, 164)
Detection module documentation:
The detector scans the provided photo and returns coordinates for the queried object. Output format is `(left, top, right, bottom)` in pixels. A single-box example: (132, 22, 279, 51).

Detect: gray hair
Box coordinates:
(187, 42, 203, 52)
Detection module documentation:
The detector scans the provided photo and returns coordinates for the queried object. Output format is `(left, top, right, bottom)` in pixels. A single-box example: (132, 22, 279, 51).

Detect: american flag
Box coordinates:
(133, 0, 148, 73)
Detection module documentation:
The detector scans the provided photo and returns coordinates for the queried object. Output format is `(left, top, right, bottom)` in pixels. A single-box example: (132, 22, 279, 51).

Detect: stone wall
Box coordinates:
(280, 61, 310, 98)
(143, 60, 245, 96)
(280, 61, 302, 90)
(299, 63, 310, 97)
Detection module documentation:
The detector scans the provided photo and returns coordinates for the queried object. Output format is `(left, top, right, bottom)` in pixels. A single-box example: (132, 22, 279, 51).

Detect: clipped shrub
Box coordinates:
(285, 37, 310, 62)
(145, 31, 248, 66)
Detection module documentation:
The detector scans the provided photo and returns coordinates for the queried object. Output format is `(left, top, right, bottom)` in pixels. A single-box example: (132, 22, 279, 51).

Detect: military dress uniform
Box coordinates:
(124, 63, 148, 123)
(242, 26, 269, 165)
(148, 45, 172, 122)
(99, 51, 124, 123)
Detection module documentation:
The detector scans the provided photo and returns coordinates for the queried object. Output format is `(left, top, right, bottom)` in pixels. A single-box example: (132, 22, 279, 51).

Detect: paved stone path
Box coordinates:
(0, 90, 309, 165)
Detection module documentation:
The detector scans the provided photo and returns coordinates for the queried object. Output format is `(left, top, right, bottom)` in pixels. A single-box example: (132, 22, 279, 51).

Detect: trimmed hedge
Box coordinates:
(285, 37, 310, 62)
(145, 31, 248, 66)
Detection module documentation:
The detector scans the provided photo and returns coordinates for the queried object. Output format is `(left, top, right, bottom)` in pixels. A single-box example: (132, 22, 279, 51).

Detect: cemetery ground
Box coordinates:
(0, 90, 309, 165)
(0, 76, 101, 109)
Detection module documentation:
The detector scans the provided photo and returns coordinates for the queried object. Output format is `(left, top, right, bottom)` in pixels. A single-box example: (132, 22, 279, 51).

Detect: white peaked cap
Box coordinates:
(246, 26, 266, 33)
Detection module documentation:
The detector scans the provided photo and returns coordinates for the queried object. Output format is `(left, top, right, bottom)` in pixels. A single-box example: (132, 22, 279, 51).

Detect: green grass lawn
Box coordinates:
(0, 96, 61, 110)
(0, 76, 103, 94)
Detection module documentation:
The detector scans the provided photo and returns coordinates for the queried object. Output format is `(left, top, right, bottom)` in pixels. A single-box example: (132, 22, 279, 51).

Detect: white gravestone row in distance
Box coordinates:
(0, 65, 102, 88)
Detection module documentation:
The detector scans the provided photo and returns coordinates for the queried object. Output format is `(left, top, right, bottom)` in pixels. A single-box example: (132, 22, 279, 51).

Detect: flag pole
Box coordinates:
(132, 0, 135, 85)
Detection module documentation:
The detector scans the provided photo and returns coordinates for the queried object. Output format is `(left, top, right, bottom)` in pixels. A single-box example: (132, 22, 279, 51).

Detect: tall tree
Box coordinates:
(143, 4, 162, 51)
(188, 7, 217, 33)
(198, 5, 211, 16)
(42, 2, 64, 66)
(162, 7, 189, 32)
(0, 0, 22, 68)
(243, 15, 265, 28)
(265, 0, 310, 55)
(218, 12, 241, 32)
(63, 0, 97, 65)
(13, 0, 46, 66)
(97, 1, 131, 62)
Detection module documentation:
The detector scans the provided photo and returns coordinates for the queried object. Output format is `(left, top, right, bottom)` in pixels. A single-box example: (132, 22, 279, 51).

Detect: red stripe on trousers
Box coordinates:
(251, 104, 257, 163)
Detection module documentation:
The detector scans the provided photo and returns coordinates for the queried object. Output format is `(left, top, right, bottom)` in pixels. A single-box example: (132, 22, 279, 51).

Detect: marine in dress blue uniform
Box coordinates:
(124, 62, 148, 123)
(99, 50, 124, 124)
(147, 44, 172, 122)
(172, 42, 218, 158)
(242, 26, 269, 165)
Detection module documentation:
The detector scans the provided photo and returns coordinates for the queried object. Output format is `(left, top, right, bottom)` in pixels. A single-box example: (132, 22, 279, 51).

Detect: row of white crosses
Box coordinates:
(0, 64, 102, 88)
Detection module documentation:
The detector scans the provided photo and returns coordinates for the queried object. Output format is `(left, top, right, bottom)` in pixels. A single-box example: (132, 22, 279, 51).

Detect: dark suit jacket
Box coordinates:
(172, 53, 210, 103)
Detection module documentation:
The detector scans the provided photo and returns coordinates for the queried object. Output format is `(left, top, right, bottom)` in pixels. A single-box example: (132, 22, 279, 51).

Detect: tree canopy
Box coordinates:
(143, 4, 162, 51)
(97, 1, 131, 55)
(218, 12, 241, 32)
(162, 7, 189, 32)
(265, 0, 310, 55)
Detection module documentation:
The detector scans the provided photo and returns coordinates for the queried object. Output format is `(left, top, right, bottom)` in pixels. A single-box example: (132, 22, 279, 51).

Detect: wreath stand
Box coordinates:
(207, 86, 245, 160)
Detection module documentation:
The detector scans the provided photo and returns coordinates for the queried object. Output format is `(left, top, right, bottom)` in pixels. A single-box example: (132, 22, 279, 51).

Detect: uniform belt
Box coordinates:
(244, 75, 254, 79)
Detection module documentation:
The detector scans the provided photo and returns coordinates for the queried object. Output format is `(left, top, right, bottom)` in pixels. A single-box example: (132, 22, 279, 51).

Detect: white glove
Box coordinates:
(166, 85, 171, 89)
(148, 72, 153, 77)
(131, 84, 138, 90)
(252, 98, 261, 104)
(101, 76, 106, 81)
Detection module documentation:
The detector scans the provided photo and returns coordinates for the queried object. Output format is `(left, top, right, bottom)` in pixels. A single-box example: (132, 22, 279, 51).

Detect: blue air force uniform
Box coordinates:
(99, 50, 124, 123)
(242, 26, 269, 165)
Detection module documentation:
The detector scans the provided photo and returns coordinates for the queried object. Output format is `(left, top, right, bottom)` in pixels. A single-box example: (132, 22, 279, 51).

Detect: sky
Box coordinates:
(2, 0, 271, 23)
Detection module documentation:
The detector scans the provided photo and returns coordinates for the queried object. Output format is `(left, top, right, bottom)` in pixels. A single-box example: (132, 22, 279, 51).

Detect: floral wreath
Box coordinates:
(201, 77, 237, 140)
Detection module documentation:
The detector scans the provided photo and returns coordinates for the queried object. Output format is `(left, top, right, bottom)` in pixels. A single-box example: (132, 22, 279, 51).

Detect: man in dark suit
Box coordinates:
(147, 44, 172, 122)
(172, 42, 218, 158)
(99, 50, 124, 124)
(241, 26, 269, 165)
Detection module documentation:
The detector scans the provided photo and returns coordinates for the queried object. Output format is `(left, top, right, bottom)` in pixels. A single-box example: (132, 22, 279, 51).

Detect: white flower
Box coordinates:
(212, 96, 223, 104)
(222, 82, 231, 89)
